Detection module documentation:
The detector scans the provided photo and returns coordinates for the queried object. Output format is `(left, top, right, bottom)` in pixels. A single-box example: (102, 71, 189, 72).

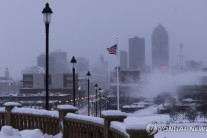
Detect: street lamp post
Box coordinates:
(42, 3, 53, 110)
(87, 71, 91, 116)
(99, 87, 102, 117)
(70, 56, 77, 106)
(95, 83, 98, 117)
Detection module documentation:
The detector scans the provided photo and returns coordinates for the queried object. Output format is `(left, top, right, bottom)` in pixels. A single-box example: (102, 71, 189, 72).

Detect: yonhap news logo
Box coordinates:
(146, 122, 158, 136)
(146, 122, 207, 135)
(159, 126, 207, 132)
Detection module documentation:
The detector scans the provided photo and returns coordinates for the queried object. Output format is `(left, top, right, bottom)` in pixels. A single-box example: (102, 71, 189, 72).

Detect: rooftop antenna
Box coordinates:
(179, 43, 184, 67)
(5, 67, 9, 78)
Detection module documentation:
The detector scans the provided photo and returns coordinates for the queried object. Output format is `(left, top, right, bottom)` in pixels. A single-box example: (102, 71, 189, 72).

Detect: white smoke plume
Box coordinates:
(129, 70, 207, 98)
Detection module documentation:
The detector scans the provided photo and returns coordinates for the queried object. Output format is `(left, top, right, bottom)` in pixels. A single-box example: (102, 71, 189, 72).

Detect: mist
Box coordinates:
(129, 70, 207, 98)
(0, 0, 207, 80)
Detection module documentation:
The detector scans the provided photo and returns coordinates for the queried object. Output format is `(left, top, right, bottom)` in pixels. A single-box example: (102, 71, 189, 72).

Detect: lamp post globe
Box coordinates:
(42, 3, 53, 110)
(87, 71, 91, 116)
(95, 83, 98, 89)
(42, 3, 53, 24)
(70, 56, 77, 66)
(70, 56, 77, 106)
(87, 71, 91, 78)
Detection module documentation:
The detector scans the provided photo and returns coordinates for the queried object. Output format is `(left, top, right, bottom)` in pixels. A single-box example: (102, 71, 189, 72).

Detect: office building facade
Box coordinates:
(129, 36, 145, 70)
(152, 24, 169, 70)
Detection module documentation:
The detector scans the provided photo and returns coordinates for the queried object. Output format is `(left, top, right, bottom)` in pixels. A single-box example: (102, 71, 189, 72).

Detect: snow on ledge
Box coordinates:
(124, 115, 170, 130)
(125, 122, 147, 130)
(0, 107, 5, 112)
(101, 110, 126, 117)
(3, 102, 22, 106)
(111, 121, 129, 137)
(57, 105, 78, 110)
(12, 107, 59, 118)
(66, 113, 104, 125)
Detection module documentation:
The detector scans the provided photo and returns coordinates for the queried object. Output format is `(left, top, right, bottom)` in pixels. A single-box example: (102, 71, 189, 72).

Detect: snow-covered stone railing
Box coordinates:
(63, 110, 152, 138)
(101, 110, 128, 138)
(64, 113, 105, 138)
(11, 107, 59, 135)
(0, 102, 156, 138)
(2, 102, 78, 136)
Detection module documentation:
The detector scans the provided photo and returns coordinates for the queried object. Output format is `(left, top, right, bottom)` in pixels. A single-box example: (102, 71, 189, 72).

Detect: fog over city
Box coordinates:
(130, 71, 206, 98)
(0, 1, 207, 137)
(0, 0, 207, 80)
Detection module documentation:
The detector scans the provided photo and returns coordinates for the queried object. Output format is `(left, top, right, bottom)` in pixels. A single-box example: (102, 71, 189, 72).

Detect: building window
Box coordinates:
(64, 74, 73, 87)
(24, 83, 32, 88)
(66, 76, 73, 81)
(24, 76, 33, 81)
(23, 75, 33, 88)
(65, 83, 73, 87)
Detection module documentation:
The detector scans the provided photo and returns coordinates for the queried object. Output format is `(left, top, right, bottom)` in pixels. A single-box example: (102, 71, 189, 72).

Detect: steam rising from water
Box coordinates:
(131, 70, 206, 98)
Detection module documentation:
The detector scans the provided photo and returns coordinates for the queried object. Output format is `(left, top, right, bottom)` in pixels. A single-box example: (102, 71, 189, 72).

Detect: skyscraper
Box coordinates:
(119, 50, 127, 69)
(37, 54, 45, 69)
(76, 57, 89, 77)
(50, 51, 69, 74)
(152, 24, 169, 70)
(129, 36, 145, 70)
(37, 51, 70, 74)
(91, 55, 109, 89)
(179, 43, 184, 67)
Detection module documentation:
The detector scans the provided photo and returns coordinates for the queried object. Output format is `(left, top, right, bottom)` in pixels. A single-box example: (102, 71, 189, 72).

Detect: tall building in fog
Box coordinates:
(37, 51, 70, 74)
(76, 57, 89, 77)
(152, 24, 169, 70)
(37, 54, 45, 69)
(179, 43, 184, 67)
(91, 55, 109, 88)
(50, 51, 69, 74)
(129, 36, 145, 70)
(120, 50, 127, 69)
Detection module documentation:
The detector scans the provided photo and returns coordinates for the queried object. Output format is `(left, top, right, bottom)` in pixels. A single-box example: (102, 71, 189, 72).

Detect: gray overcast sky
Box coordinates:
(0, 0, 207, 79)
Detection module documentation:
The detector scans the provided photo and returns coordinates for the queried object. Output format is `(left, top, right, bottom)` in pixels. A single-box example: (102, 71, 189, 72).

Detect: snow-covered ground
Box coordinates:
(126, 105, 158, 117)
(125, 105, 207, 138)
(156, 131, 207, 138)
(0, 126, 62, 138)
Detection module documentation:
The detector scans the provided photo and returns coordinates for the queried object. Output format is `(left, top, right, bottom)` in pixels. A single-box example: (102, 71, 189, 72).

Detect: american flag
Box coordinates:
(106, 44, 117, 54)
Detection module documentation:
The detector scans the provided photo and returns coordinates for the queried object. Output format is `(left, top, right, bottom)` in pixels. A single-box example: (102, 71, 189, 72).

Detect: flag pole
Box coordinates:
(116, 38, 120, 110)
(106, 41, 119, 110)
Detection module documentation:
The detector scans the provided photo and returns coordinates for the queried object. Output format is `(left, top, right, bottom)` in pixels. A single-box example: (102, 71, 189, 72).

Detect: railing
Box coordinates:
(0, 108, 5, 128)
(3, 103, 60, 135)
(64, 113, 105, 138)
(110, 127, 128, 138)
(110, 121, 129, 138)
(11, 113, 59, 135)
(1, 102, 155, 138)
